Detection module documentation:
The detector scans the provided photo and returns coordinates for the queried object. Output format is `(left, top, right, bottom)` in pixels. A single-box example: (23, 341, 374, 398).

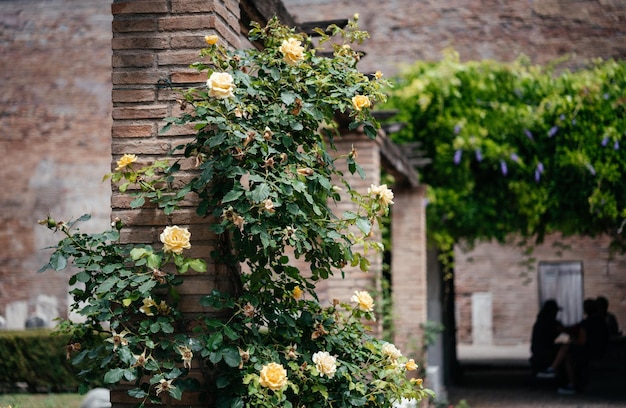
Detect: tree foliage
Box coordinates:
(386, 50, 626, 254)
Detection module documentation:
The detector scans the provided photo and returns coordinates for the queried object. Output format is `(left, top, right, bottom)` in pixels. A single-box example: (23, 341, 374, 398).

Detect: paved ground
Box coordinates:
(444, 344, 626, 408)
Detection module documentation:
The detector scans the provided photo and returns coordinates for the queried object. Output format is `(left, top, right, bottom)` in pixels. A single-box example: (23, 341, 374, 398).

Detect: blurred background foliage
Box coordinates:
(385, 52, 626, 256)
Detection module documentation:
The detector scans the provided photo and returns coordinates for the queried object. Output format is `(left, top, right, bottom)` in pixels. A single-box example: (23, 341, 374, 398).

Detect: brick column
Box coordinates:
(317, 132, 383, 333)
(391, 185, 428, 358)
(110, 1, 240, 407)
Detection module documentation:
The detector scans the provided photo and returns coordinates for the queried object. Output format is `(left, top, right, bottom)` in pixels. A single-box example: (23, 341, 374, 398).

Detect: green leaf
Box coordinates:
(128, 388, 148, 399)
(207, 332, 223, 350)
(355, 217, 371, 235)
(76, 271, 90, 283)
(49, 252, 67, 271)
(130, 248, 149, 260)
(130, 196, 145, 208)
(222, 347, 241, 368)
(223, 325, 238, 341)
(169, 386, 183, 400)
(147, 253, 161, 269)
(281, 91, 296, 105)
(104, 368, 125, 383)
(188, 259, 207, 272)
(216, 375, 230, 389)
(250, 183, 270, 202)
(222, 189, 244, 203)
(139, 279, 157, 294)
(97, 277, 118, 294)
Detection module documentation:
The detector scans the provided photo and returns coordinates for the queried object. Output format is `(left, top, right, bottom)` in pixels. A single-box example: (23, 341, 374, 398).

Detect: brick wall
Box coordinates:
(283, 0, 626, 76)
(0, 0, 112, 328)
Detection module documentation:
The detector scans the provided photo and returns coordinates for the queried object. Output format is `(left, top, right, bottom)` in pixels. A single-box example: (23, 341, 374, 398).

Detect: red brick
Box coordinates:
(112, 18, 157, 33)
(158, 15, 216, 31)
(113, 105, 168, 120)
(112, 89, 155, 103)
(112, 71, 167, 85)
(157, 49, 203, 66)
(170, 0, 217, 14)
(169, 34, 210, 50)
(112, 52, 156, 68)
(111, 123, 155, 137)
(111, 1, 168, 15)
(112, 36, 169, 50)
(170, 70, 206, 84)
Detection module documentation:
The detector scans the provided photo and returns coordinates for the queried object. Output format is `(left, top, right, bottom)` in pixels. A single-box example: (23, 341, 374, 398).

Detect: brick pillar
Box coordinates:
(315, 132, 382, 333)
(391, 185, 428, 358)
(110, 1, 240, 407)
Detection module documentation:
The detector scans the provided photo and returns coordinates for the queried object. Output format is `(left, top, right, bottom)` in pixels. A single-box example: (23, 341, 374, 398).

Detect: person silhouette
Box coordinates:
(596, 296, 620, 337)
(530, 299, 564, 375)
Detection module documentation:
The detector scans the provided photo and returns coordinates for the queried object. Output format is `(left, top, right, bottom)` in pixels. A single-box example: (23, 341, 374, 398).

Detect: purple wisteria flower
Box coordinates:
(537, 162, 544, 173)
(453, 149, 462, 165)
(548, 126, 558, 137)
(559, 114, 566, 121)
(475, 149, 483, 162)
(572, 119, 577, 125)
(604, 93, 610, 100)
(614, 140, 620, 150)
(454, 124, 462, 135)
(602, 136, 609, 147)
(535, 162, 544, 182)
(510, 153, 519, 162)
(524, 129, 533, 140)
(500, 160, 508, 176)
(586, 163, 596, 176)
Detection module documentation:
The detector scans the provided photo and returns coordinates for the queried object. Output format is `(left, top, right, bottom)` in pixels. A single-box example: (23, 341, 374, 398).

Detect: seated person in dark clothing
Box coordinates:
(596, 295, 620, 337)
(571, 298, 610, 361)
(534, 298, 610, 394)
(530, 299, 564, 374)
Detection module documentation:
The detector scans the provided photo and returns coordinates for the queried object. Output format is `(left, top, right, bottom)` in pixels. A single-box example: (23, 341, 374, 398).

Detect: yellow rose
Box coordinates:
(207, 72, 235, 99)
(160, 225, 191, 254)
(259, 362, 288, 391)
(351, 290, 374, 312)
(312, 351, 338, 378)
(381, 342, 402, 360)
(292, 286, 303, 300)
(204, 34, 218, 45)
(279, 38, 305, 65)
(405, 358, 418, 371)
(374, 70, 383, 79)
(368, 184, 395, 207)
(115, 154, 137, 171)
(351, 95, 371, 111)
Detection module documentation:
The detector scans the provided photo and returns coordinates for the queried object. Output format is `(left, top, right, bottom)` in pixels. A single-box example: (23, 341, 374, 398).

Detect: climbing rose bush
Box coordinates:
(40, 16, 433, 408)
